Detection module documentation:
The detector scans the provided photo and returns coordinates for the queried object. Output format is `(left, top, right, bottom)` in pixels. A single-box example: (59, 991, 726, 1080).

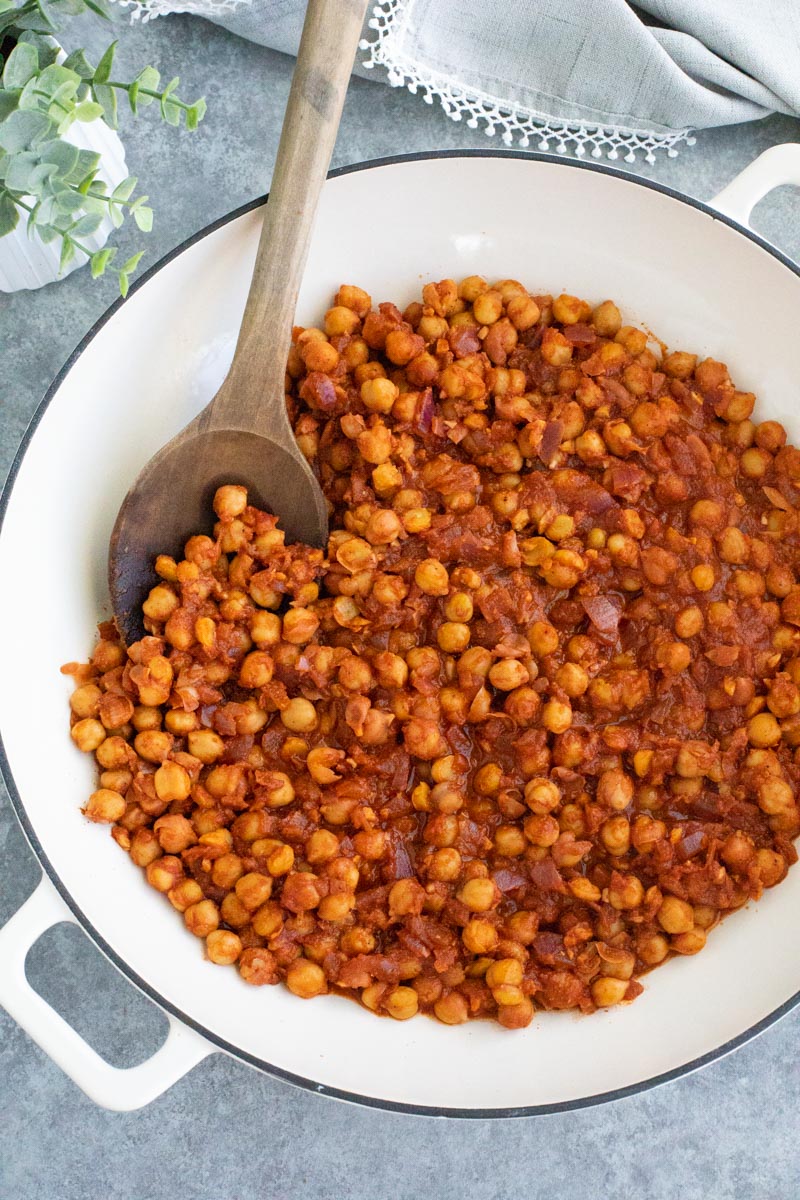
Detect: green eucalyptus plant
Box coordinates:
(0, 0, 206, 293)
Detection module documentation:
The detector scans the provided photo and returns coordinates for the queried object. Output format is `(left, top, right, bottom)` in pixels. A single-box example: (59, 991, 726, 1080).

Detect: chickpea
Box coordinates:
(462, 918, 499, 954)
(691, 564, 716, 592)
(498, 998, 534, 1029)
(672, 928, 706, 955)
(70, 683, 102, 719)
(747, 712, 781, 748)
(428, 847, 462, 881)
(83, 788, 126, 823)
(437, 622, 471, 653)
(206, 930, 243, 966)
(608, 873, 644, 910)
(473, 290, 503, 325)
(524, 778, 561, 814)
(434, 992, 469, 1025)
(385, 986, 419, 1020)
(655, 641, 691, 673)
(403, 718, 447, 760)
(71, 718, 106, 753)
(186, 729, 224, 764)
(286, 959, 327, 999)
(592, 300, 622, 336)
(458, 877, 499, 913)
(153, 813, 195, 853)
(555, 662, 589, 698)
(524, 814, 559, 847)
(529, 621, 559, 657)
(252, 902, 284, 938)
(506, 294, 540, 331)
(755, 848, 786, 887)
(657, 895, 694, 934)
(281, 698, 318, 733)
(146, 856, 184, 895)
(415, 559, 449, 596)
(489, 658, 529, 691)
(129, 829, 161, 868)
(591, 978, 629, 1007)
(318, 893, 356, 923)
(600, 815, 630, 856)
(675, 606, 703, 638)
(389, 878, 425, 917)
(541, 698, 572, 734)
(494, 825, 527, 857)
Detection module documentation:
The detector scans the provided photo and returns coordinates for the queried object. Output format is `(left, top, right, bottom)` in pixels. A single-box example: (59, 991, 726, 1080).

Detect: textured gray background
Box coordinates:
(2, 15, 800, 1200)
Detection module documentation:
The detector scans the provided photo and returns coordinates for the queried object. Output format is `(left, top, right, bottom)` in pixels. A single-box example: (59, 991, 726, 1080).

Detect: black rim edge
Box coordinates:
(2, 148, 800, 1119)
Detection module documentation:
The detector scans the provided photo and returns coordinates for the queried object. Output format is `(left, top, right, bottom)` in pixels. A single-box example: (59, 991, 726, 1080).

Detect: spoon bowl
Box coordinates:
(109, 423, 328, 644)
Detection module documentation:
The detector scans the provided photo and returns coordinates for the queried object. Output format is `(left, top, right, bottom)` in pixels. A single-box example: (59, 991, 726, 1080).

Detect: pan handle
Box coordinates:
(709, 143, 800, 227)
(0, 876, 214, 1110)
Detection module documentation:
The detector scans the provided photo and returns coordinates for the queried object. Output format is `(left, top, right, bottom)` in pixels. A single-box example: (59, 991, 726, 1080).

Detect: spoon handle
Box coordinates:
(210, 0, 370, 434)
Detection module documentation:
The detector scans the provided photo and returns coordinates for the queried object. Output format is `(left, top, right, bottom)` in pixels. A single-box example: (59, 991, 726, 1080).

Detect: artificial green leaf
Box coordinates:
(2, 42, 39, 90)
(27, 161, 58, 190)
(0, 109, 52, 151)
(5, 149, 41, 191)
(0, 4, 54, 33)
(111, 175, 136, 202)
(38, 138, 79, 174)
(35, 220, 59, 242)
(71, 211, 102, 235)
(34, 64, 79, 99)
(92, 42, 116, 85)
(0, 90, 19, 121)
(65, 147, 100, 184)
(0, 191, 19, 237)
(109, 200, 123, 228)
(59, 234, 75, 271)
(17, 75, 43, 110)
(62, 50, 95, 80)
(53, 189, 85, 214)
(0, 0, 16, 12)
(92, 82, 116, 128)
(185, 98, 206, 131)
(74, 100, 103, 122)
(120, 250, 143, 274)
(133, 204, 152, 232)
(118, 271, 129, 297)
(127, 79, 139, 114)
(134, 65, 159, 107)
(90, 245, 114, 277)
(161, 100, 181, 127)
(18, 33, 61, 71)
(81, 0, 113, 19)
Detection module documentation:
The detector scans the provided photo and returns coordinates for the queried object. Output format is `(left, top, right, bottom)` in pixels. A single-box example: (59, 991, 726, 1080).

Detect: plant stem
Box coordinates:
(105, 81, 194, 111)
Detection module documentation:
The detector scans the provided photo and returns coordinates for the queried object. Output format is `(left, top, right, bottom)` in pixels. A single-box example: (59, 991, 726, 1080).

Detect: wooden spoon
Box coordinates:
(109, 0, 369, 644)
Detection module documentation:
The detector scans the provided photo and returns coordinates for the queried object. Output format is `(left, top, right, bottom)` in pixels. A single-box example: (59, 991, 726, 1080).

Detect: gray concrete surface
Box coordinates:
(2, 14, 800, 1200)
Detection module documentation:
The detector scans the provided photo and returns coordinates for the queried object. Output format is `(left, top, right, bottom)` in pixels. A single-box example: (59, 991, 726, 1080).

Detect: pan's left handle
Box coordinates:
(0, 877, 215, 1110)
(709, 143, 800, 228)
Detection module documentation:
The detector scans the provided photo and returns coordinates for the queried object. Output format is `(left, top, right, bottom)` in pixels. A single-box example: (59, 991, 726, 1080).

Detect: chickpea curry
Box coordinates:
(66, 277, 800, 1029)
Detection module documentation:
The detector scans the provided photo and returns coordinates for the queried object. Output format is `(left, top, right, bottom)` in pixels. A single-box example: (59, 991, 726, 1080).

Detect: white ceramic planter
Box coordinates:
(0, 115, 127, 293)
(1, 146, 800, 1114)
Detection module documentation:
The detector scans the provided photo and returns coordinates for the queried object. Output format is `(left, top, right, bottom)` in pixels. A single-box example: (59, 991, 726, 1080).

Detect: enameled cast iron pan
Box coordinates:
(2, 148, 800, 1114)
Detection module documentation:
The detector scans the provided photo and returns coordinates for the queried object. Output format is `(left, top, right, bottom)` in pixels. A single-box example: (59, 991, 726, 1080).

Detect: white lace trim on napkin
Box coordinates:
(114, 0, 247, 21)
(360, 0, 697, 163)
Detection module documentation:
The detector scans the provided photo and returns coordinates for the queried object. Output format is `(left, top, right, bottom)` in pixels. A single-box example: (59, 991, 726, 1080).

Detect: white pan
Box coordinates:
(2, 148, 800, 1115)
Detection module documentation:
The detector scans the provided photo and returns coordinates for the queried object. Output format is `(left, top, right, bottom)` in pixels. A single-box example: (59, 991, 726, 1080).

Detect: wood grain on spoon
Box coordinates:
(109, 0, 369, 645)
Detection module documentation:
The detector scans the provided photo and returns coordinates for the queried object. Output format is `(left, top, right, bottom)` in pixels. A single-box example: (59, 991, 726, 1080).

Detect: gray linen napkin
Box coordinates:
(124, 0, 800, 159)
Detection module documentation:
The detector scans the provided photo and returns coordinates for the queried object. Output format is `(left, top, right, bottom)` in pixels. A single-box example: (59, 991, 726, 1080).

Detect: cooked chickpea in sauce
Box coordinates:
(65, 277, 800, 1029)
